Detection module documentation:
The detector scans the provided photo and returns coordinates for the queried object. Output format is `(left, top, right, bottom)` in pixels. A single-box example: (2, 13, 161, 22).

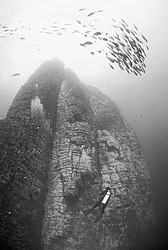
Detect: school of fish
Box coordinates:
(0, 8, 148, 76)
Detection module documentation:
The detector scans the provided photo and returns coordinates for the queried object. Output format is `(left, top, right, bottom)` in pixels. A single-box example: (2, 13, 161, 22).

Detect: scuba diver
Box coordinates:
(84, 187, 112, 222)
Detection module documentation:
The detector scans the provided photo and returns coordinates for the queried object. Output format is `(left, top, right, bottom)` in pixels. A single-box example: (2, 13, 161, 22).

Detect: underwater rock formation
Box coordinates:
(0, 58, 155, 250)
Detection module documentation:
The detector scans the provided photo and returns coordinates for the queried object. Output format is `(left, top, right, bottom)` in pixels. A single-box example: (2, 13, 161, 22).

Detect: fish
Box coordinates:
(146, 44, 149, 50)
(88, 12, 95, 17)
(73, 29, 80, 33)
(125, 28, 130, 34)
(90, 52, 94, 55)
(126, 68, 130, 74)
(78, 8, 86, 11)
(141, 34, 148, 43)
(112, 41, 119, 47)
(133, 24, 138, 30)
(12, 73, 20, 76)
(109, 64, 114, 69)
(79, 43, 85, 47)
(112, 25, 118, 28)
(91, 35, 98, 40)
(97, 10, 104, 13)
(108, 57, 116, 63)
(121, 19, 128, 26)
(76, 19, 82, 25)
(102, 38, 108, 41)
(93, 31, 102, 36)
(83, 41, 93, 45)
(119, 26, 124, 32)
(20, 37, 26, 40)
(119, 64, 124, 70)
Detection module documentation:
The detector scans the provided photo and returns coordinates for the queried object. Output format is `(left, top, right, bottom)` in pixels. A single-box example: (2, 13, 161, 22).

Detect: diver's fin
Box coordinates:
(83, 208, 94, 216)
(93, 214, 103, 223)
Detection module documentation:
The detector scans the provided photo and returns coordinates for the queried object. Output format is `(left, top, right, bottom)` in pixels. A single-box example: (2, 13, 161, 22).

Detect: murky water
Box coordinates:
(0, 0, 168, 248)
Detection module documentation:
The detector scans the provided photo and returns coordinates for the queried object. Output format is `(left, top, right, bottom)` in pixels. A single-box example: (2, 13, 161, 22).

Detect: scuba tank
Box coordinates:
(102, 190, 111, 204)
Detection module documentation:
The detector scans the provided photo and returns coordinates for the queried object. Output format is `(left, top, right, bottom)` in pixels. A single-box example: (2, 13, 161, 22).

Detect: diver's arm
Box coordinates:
(99, 190, 106, 196)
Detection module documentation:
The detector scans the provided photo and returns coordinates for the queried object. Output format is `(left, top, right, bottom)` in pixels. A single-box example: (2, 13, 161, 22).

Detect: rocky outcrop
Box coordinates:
(0, 58, 155, 250)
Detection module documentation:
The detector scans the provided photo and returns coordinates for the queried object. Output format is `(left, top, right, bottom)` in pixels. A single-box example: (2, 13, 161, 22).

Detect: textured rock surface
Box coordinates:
(0, 58, 155, 250)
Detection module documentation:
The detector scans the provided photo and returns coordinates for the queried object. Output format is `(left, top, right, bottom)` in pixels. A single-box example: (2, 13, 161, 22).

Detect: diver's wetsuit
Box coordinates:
(84, 187, 111, 221)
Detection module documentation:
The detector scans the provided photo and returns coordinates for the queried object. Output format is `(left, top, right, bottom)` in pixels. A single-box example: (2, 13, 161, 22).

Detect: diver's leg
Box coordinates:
(84, 199, 102, 215)
(93, 199, 102, 209)
(101, 204, 106, 214)
(93, 204, 106, 222)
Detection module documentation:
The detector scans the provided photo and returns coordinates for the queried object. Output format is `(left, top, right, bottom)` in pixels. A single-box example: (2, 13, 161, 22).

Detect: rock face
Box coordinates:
(0, 58, 155, 250)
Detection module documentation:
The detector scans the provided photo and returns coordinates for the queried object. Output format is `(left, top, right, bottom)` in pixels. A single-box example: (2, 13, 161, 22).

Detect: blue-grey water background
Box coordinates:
(0, 0, 168, 244)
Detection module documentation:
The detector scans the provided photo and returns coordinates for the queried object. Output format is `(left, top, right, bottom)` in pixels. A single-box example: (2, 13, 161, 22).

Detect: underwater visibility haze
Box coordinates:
(0, 0, 168, 249)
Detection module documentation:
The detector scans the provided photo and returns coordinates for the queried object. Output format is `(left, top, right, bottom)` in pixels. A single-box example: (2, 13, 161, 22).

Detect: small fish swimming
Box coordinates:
(141, 34, 148, 43)
(12, 73, 20, 76)
(20, 37, 26, 40)
(45, 31, 52, 34)
(102, 37, 108, 41)
(88, 12, 95, 17)
(85, 30, 91, 34)
(133, 24, 138, 30)
(93, 31, 102, 36)
(78, 8, 86, 11)
(109, 64, 114, 69)
(121, 18, 128, 27)
(83, 41, 93, 45)
(76, 19, 82, 25)
(79, 43, 85, 47)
